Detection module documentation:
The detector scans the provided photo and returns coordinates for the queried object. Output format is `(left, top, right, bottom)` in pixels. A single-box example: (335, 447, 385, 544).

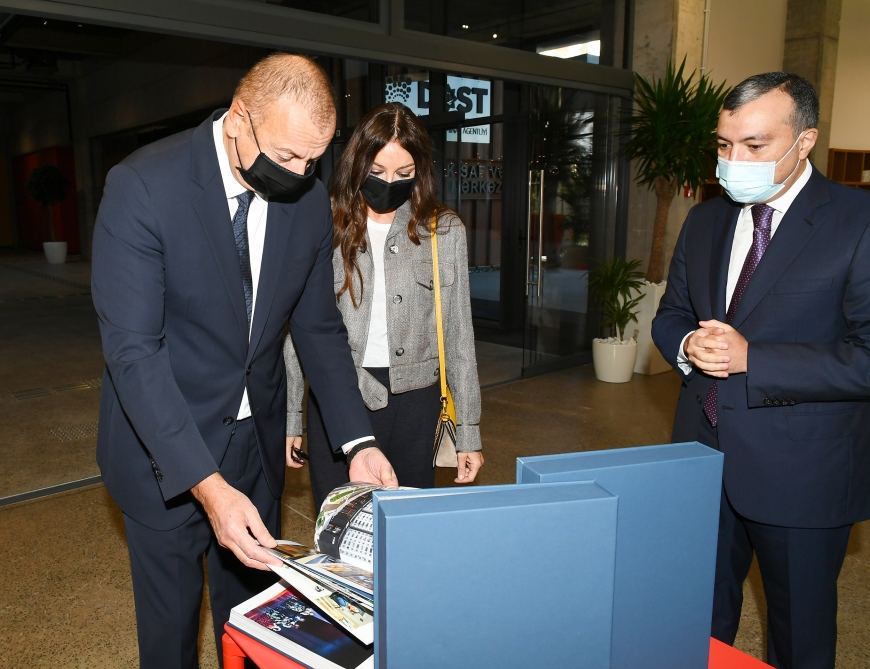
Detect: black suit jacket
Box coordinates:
(92, 111, 371, 530)
(653, 167, 870, 528)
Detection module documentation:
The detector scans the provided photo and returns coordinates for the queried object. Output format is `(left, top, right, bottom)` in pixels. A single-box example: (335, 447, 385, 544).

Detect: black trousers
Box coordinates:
(699, 420, 853, 669)
(307, 367, 441, 510)
(123, 418, 280, 669)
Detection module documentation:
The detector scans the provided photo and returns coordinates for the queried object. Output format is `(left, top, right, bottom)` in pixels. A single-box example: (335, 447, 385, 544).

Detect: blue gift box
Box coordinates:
(372, 481, 618, 669)
(517, 442, 724, 669)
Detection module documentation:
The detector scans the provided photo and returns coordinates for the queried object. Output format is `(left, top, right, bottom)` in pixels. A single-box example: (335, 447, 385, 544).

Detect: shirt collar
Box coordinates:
(212, 111, 250, 201)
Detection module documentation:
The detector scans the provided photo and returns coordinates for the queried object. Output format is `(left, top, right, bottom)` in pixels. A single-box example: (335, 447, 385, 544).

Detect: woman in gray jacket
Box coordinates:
(284, 103, 484, 508)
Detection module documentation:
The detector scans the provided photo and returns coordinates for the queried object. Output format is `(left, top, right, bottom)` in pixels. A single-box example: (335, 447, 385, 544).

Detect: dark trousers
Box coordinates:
(123, 418, 280, 669)
(699, 420, 852, 669)
(307, 367, 441, 510)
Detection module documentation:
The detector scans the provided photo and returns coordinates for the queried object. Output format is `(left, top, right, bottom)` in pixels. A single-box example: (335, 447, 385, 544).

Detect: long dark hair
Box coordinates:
(331, 102, 446, 307)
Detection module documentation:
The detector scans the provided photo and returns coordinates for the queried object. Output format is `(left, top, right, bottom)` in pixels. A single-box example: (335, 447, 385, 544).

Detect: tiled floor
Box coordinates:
(1, 254, 867, 667)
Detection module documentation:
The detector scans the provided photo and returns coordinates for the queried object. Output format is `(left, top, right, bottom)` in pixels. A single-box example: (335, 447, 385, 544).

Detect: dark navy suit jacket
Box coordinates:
(653, 167, 870, 528)
(92, 111, 370, 530)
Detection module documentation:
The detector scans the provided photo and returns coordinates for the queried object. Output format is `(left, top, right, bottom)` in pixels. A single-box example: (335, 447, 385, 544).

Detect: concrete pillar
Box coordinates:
(783, 0, 842, 174)
(675, 0, 706, 74)
(628, 0, 705, 273)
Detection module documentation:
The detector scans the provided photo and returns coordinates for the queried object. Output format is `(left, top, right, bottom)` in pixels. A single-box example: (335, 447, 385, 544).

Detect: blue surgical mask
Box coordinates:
(716, 133, 805, 203)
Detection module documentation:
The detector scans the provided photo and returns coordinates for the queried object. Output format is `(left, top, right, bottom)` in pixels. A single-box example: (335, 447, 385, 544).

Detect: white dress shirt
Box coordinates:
(676, 160, 813, 374)
(212, 113, 268, 420)
(214, 115, 375, 452)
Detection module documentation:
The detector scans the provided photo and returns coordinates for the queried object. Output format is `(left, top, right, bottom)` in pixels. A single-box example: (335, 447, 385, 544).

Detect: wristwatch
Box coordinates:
(346, 438, 379, 463)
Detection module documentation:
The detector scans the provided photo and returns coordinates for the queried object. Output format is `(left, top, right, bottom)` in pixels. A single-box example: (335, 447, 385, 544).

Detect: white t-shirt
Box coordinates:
(362, 219, 391, 367)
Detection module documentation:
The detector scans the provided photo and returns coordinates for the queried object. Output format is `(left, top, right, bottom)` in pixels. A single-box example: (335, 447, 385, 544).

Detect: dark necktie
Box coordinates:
(703, 203, 774, 426)
(232, 190, 255, 325)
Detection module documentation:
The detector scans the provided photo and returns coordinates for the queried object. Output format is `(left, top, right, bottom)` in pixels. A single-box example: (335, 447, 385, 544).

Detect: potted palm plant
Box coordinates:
(26, 164, 68, 264)
(625, 58, 729, 373)
(589, 257, 644, 383)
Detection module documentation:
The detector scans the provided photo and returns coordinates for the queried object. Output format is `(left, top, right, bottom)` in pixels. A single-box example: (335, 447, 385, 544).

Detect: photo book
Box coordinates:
(229, 582, 373, 669)
(229, 483, 386, 664)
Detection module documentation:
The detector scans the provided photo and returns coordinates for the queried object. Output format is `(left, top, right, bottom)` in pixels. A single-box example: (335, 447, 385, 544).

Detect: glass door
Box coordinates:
(438, 117, 525, 386)
(425, 77, 625, 381)
(521, 89, 623, 375)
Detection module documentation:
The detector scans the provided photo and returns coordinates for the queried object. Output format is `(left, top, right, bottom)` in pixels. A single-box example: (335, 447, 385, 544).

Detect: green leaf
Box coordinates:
(624, 57, 731, 192)
(589, 257, 645, 341)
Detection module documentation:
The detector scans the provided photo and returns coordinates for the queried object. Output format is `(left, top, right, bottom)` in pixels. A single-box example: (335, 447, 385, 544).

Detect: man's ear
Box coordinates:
(798, 128, 818, 159)
(224, 99, 247, 139)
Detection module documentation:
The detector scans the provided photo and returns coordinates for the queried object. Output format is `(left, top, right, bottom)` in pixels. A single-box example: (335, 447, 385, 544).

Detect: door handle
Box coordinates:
(525, 170, 535, 297)
(536, 169, 545, 299)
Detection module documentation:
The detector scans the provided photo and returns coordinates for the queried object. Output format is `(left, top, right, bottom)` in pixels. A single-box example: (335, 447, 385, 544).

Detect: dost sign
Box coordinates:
(384, 75, 491, 144)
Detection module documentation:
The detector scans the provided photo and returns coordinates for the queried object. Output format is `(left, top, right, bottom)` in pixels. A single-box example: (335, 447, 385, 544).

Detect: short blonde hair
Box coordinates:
(234, 53, 335, 130)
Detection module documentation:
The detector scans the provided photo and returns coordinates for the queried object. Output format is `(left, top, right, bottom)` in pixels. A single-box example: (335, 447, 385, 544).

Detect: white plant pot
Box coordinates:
(631, 281, 670, 375)
(592, 337, 638, 383)
(43, 241, 68, 264)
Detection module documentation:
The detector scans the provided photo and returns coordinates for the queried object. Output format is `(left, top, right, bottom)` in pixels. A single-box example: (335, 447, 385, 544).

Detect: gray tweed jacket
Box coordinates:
(283, 202, 482, 452)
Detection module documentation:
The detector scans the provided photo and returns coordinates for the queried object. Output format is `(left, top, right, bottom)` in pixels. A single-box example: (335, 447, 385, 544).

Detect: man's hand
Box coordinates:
(684, 323, 731, 376)
(347, 447, 399, 488)
(286, 435, 305, 469)
(697, 320, 748, 376)
(455, 451, 484, 483)
(191, 472, 280, 570)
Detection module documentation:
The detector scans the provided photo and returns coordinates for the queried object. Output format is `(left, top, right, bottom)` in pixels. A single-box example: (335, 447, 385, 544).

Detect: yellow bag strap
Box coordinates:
(430, 215, 449, 409)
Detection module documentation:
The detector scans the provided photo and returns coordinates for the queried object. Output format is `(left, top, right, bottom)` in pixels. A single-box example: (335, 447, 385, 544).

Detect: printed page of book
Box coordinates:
(295, 553, 374, 598)
(269, 562, 374, 645)
(269, 540, 374, 599)
(315, 483, 379, 571)
(229, 582, 373, 669)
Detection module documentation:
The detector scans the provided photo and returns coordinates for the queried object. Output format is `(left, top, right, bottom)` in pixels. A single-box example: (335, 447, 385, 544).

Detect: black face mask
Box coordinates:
(235, 113, 316, 202)
(360, 174, 416, 214)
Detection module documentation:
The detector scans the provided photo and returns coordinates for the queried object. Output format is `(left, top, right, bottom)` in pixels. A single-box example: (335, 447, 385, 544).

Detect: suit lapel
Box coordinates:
(710, 204, 740, 320)
(247, 201, 295, 361)
(191, 111, 249, 340)
(729, 168, 832, 329)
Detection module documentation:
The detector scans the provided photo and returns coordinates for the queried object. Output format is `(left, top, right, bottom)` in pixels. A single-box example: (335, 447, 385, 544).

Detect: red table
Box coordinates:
(223, 624, 305, 669)
(708, 638, 773, 668)
(223, 624, 772, 669)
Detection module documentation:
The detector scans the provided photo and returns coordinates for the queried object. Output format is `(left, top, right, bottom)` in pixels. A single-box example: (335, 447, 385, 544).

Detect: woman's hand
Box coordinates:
(455, 451, 484, 483)
(286, 436, 305, 468)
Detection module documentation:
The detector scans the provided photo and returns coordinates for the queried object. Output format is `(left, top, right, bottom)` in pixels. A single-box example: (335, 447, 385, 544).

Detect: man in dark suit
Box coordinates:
(91, 53, 398, 668)
(653, 72, 870, 669)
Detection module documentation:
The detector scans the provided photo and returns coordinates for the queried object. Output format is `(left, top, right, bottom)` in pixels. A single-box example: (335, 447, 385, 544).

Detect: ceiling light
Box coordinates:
(537, 39, 601, 59)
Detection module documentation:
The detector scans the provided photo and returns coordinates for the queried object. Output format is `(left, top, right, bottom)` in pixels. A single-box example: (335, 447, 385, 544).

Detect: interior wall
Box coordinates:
(829, 0, 870, 150)
(705, 0, 787, 86)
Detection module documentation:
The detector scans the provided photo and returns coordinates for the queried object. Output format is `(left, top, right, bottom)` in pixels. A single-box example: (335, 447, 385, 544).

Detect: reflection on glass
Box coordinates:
(336, 59, 370, 129)
(403, 0, 625, 66)
(441, 123, 504, 322)
(257, 0, 379, 22)
(383, 73, 499, 120)
(524, 86, 617, 369)
(380, 69, 503, 319)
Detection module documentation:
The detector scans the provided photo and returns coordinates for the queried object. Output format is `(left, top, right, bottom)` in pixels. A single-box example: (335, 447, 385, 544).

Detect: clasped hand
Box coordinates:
(684, 320, 748, 378)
